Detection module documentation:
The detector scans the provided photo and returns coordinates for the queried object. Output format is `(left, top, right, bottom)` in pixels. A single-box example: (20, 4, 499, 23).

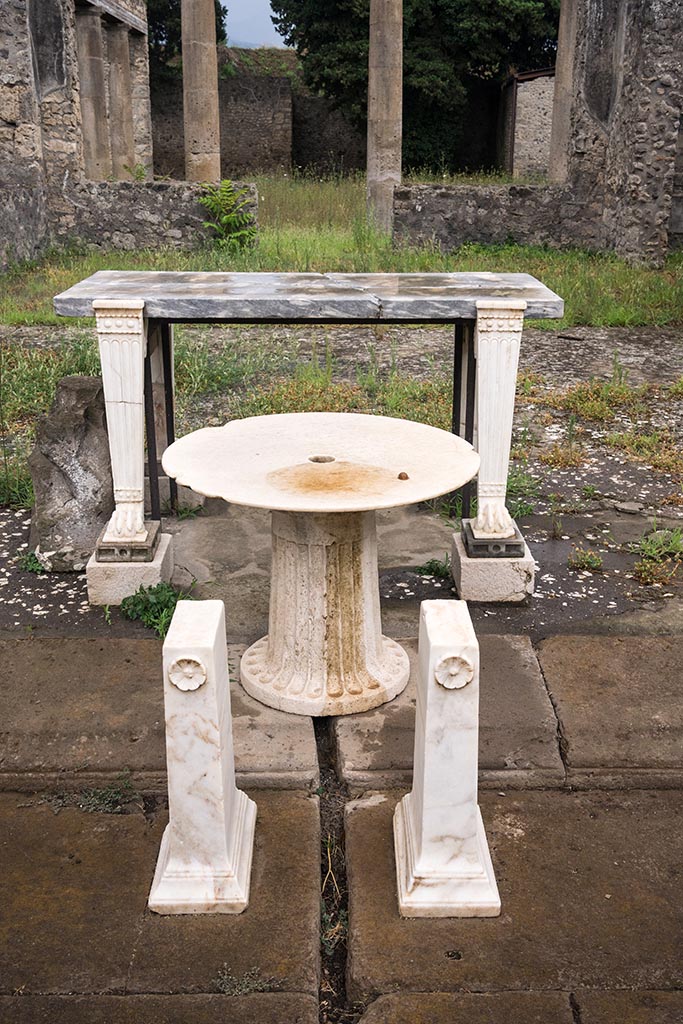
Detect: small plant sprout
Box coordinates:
(582, 484, 599, 499)
(17, 550, 45, 573)
(568, 546, 604, 572)
(415, 554, 451, 579)
(213, 966, 277, 996)
(631, 523, 683, 586)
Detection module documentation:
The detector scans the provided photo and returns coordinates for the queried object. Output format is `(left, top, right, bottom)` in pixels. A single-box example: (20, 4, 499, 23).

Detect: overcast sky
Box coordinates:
(226, 0, 287, 47)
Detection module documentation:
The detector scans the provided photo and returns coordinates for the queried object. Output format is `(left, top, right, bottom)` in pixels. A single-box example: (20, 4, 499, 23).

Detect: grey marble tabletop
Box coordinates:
(54, 271, 564, 322)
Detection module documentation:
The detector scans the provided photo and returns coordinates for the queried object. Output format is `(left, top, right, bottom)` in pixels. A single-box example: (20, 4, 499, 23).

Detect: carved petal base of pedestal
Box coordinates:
(393, 796, 500, 918)
(240, 634, 410, 716)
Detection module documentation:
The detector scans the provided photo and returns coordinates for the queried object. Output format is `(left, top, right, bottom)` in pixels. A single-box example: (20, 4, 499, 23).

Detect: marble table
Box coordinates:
(162, 412, 480, 716)
(53, 272, 563, 582)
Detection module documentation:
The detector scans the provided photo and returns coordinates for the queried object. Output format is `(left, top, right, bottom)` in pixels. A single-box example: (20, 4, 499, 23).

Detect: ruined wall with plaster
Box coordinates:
(0, 0, 49, 267)
(513, 74, 554, 179)
(398, 0, 683, 265)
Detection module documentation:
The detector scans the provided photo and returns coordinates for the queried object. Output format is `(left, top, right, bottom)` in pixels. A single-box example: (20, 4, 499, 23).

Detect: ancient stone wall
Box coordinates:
(152, 75, 292, 178)
(399, 0, 682, 265)
(49, 180, 258, 251)
(670, 126, 683, 250)
(151, 71, 365, 177)
(292, 92, 365, 172)
(513, 74, 554, 179)
(393, 183, 605, 252)
(0, 0, 49, 267)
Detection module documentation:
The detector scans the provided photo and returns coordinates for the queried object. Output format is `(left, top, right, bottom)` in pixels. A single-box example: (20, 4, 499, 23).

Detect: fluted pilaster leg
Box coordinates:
(94, 299, 148, 545)
(472, 299, 526, 540)
(240, 511, 410, 716)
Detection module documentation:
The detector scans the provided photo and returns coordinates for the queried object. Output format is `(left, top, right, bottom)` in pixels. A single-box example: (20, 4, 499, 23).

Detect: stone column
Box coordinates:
(367, 0, 403, 233)
(149, 600, 257, 914)
(75, 6, 113, 180)
(106, 22, 136, 180)
(548, 0, 579, 184)
(393, 600, 500, 916)
(129, 30, 154, 178)
(181, 0, 221, 181)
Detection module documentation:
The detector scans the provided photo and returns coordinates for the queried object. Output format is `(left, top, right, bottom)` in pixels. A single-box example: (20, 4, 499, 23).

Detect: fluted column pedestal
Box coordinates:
(240, 510, 410, 716)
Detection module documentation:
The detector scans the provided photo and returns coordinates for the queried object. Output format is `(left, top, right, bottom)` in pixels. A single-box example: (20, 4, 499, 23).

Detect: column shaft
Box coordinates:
(106, 22, 136, 179)
(181, 0, 221, 181)
(75, 7, 113, 180)
(367, 0, 403, 233)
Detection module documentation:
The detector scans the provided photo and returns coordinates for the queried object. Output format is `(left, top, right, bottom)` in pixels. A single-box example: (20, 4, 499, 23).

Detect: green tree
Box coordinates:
(271, 0, 560, 170)
(148, 0, 228, 70)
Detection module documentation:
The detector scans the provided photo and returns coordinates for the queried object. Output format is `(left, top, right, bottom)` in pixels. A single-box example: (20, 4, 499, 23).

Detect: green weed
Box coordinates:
(214, 966, 277, 996)
(17, 550, 44, 573)
(605, 429, 683, 476)
(414, 554, 451, 578)
(568, 546, 604, 572)
(120, 581, 193, 639)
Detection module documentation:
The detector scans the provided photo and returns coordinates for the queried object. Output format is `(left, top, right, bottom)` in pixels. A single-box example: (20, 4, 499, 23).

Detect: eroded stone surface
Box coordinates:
(538, 635, 683, 786)
(359, 992, 575, 1024)
(0, 790, 320, 996)
(0, 638, 318, 790)
(333, 635, 563, 791)
(346, 790, 683, 1002)
(0, 994, 319, 1024)
(29, 376, 113, 572)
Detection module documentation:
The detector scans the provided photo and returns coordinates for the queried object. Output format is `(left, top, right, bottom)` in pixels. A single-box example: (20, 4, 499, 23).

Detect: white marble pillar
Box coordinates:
(240, 510, 409, 716)
(471, 299, 526, 539)
(149, 600, 257, 914)
(393, 600, 500, 917)
(93, 300, 148, 544)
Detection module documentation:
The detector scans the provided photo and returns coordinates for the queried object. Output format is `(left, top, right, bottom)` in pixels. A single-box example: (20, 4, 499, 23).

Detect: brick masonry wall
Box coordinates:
(152, 75, 292, 178)
(513, 75, 554, 179)
(48, 180, 258, 251)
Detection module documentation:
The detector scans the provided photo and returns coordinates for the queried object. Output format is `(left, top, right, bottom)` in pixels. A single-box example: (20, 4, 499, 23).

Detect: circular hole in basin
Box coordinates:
(308, 455, 335, 463)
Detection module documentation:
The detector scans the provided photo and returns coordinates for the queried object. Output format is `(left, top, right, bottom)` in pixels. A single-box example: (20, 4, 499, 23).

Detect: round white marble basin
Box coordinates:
(162, 412, 479, 514)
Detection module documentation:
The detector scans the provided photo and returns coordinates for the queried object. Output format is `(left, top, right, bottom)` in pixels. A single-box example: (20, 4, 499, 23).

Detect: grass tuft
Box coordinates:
(120, 581, 193, 639)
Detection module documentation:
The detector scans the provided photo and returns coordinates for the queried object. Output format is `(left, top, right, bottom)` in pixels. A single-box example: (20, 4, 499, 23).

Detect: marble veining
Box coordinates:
(54, 270, 564, 321)
(149, 600, 256, 913)
(393, 600, 501, 916)
(162, 414, 479, 717)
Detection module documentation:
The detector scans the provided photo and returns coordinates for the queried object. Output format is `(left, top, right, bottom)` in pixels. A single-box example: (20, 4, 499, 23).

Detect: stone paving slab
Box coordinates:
(334, 636, 564, 792)
(344, 790, 683, 1003)
(0, 994, 319, 1024)
(359, 992, 575, 1023)
(538, 636, 683, 788)
(0, 639, 318, 791)
(577, 991, 683, 1024)
(0, 790, 320, 997)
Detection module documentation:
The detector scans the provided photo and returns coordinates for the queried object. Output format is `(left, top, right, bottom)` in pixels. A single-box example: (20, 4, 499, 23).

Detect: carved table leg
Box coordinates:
(471, 299, 526, 542)
(240, 510, 410, 716)
(93, 299, 149, 548)
(393, 600, 500, 916)
(451, 300, 535, 601)
(87, 301, 173, 604)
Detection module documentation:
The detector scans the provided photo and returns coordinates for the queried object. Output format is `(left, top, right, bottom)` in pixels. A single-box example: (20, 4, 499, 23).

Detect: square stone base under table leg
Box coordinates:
(451, 532, 535, 603)
(86, 533, 174, 606)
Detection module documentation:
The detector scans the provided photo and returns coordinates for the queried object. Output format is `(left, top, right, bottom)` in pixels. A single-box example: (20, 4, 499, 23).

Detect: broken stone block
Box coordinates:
(29, 376, 113, 571)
